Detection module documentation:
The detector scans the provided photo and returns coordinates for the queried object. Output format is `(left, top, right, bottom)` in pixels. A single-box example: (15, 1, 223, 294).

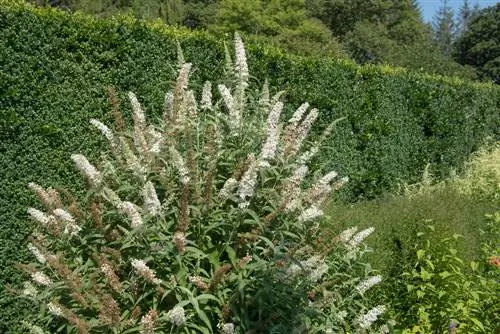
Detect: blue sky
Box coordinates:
(418, 0, 499, 23)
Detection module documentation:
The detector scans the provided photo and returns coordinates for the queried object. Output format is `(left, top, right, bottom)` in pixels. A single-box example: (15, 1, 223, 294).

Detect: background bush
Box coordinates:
(0, 1, 499, 331)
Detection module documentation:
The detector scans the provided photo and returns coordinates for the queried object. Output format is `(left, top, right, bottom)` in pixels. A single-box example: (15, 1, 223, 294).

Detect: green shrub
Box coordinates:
(12, 34, 391, 334)
(396, 225, 499, 333)
(0, 1, 499, 329)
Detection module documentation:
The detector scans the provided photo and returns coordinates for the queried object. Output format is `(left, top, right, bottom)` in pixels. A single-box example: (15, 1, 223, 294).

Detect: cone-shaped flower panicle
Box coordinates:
(140, 309, 158, 334)
(128, 92, 146, 129)
(283, 165, 308, 211)
(133, 123, 148, 155)
(28, 243, 46, 264)
(188, 275, 208, 290)
(237, 154, 258, 208)
(234, 32, 249, 87)
(173, 63, 192, 117)
(27, 208, 51, 226)
(167, 306, 186, 326)
(119, 136, 145, 175)
(22, 281, 38, 297)
(131, 259, 161, 284)
(298, 205, 324, 222)
(357, 305, 386, 329)
(119, 201, 143, 228)
(53, 208, 75, 223)
(184, 90, 198, 119)
(173, 231, 187, 253)
(338, 226, 359, 243)
(348, 227, 375, 249)
(200, 81, 212, 110)
(163, 91, 174, 120)
(218, 84, 241, 133)
(143, 181, 161, 216)
(170, 147, 190, 185)
(90, 119, 114, 144)
(47, 302, 63, 317)
(70, 154, 102, 186)
(260, 101, 283, 166)
(290, 109, 319, 156)
(288, 102, 309, 124)
(31, 271, 52, 286)
(53, 208, 81, 236)
(219, 178, 238, 200)
(221, 323, 235, 334)
(356, 275, 382, 295)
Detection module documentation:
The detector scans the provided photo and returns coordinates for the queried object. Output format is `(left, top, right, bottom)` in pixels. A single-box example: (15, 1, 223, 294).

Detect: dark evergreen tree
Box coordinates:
(432, 0, 456, 56)
(454, 4, 500, 83)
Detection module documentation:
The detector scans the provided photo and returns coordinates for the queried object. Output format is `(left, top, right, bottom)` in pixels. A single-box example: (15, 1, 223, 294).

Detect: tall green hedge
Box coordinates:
(0, 1, 498, 331)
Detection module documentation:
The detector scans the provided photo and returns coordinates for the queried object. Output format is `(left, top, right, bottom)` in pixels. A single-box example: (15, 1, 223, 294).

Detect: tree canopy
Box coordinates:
(454, 3, 500, 83)
(27, 0, 496, 82)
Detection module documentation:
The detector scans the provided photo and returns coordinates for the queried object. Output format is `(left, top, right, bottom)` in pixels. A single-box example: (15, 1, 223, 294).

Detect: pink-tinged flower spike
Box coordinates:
(140, 309, 158, 334)
(260, 101, 283, 167)
(128, 92, 146, 129)
(119, 202, 143, 228)
(70, 154, 102, 186)
(28, 182, 52, 208)
(173, 231, 187, 253)
(131, 259, 161, 285)
(143, 181, 161, 216)
(283, 165, 309, 211)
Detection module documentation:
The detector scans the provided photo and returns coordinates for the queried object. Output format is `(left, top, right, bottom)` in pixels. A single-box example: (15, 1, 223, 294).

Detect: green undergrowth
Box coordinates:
(324, 144, 500, 331)
(325, 143, 499, 274)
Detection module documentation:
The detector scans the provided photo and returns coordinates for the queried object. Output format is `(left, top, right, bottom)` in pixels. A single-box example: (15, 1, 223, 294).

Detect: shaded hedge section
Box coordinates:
(0, 1, 498, 331)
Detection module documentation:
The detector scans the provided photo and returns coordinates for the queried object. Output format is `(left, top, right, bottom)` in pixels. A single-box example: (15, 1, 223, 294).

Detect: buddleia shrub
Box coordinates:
(16, 34, 390, 334)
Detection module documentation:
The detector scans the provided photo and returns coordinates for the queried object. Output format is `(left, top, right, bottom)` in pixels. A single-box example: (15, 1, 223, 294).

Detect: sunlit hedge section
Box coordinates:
(0, 1, 499, 331)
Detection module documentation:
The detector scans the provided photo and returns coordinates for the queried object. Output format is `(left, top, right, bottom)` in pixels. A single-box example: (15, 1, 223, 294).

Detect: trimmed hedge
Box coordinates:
(0, 1, 498, 331)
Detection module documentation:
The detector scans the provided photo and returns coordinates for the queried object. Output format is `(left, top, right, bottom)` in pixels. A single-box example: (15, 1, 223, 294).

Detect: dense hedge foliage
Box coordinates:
(0, 1, 498, 331)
